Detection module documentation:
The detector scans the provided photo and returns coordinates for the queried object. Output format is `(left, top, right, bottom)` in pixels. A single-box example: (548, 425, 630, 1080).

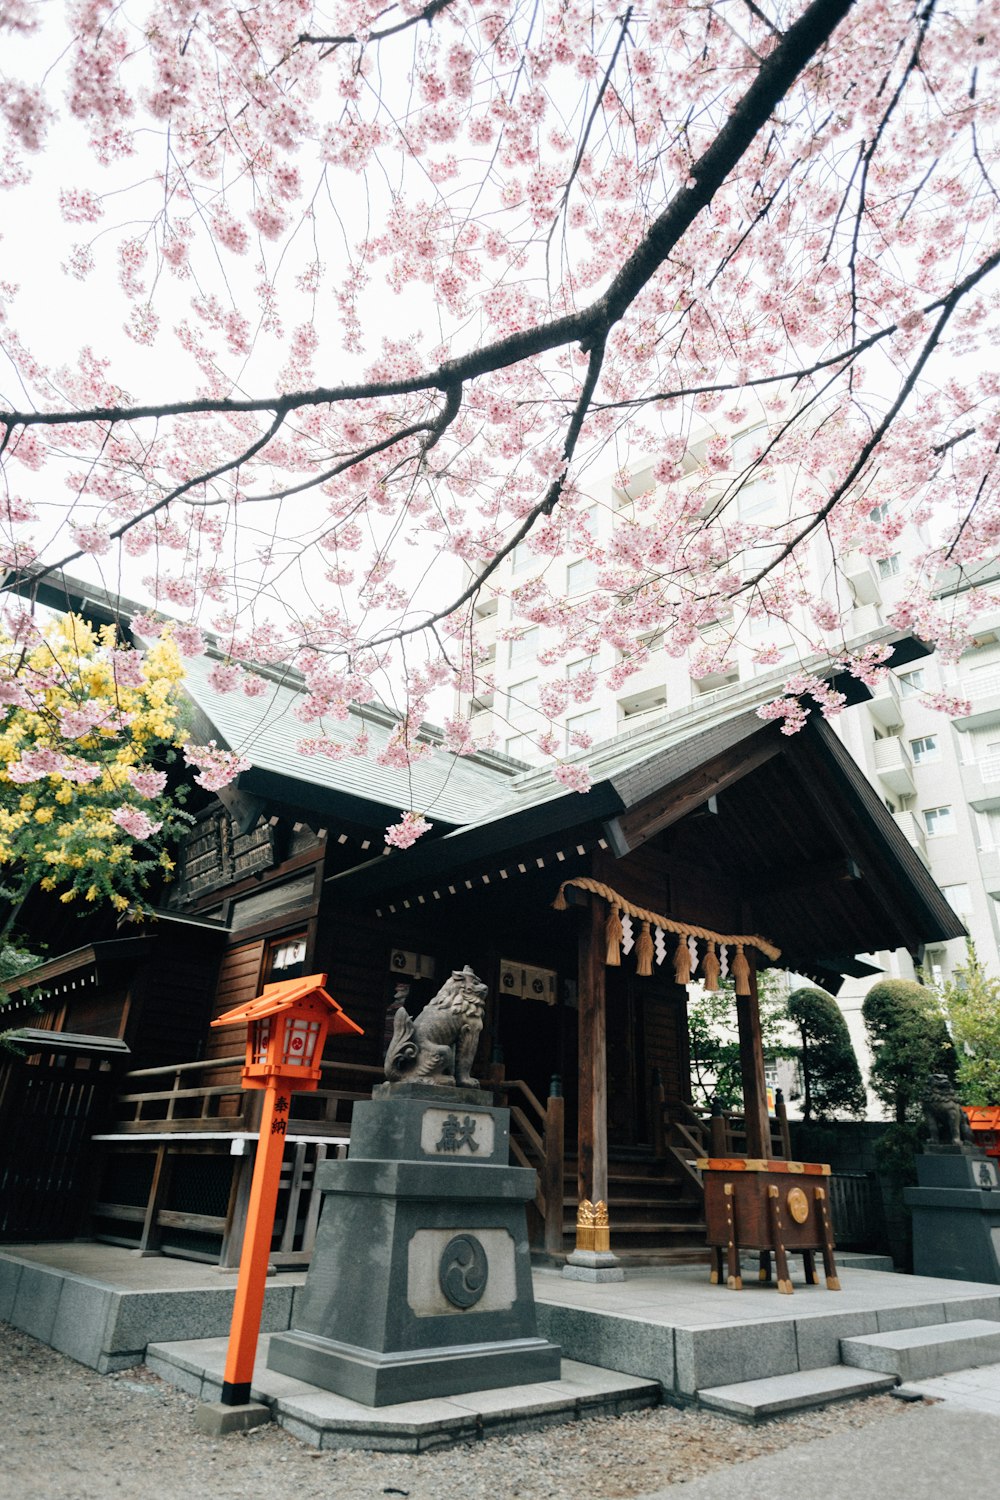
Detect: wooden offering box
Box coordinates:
(696, 1157, 840, 1295)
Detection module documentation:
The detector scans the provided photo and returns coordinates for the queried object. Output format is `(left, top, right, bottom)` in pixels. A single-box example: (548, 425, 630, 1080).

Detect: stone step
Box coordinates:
(840, 1319, 1000, 1381)
(697, 1365, 896, 1420)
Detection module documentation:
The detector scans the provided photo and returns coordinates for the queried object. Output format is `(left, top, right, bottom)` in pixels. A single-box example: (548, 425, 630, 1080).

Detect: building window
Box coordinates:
(869, 503, 890, 524)
(508, 626, 539, 668)
(567, 654, 595, 679)
(266, 934, 308, 982)
(565, 708, 602, 752)
(877, 554, 901, 579)
(618, 688, 667, 723)
(504, 733, 535, 763)
(505, 676, 538, 727)
(566, 558, 597, 595)
(910, 735, 939, 765)
(736, 483, 773, 518)
(924, 805, 954, 837)
(510, 540, 535, 574)
(898, 668, 924, 698)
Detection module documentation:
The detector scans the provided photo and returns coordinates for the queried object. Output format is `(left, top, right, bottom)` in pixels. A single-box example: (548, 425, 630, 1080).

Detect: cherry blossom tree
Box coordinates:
(2, 0, 999, 833)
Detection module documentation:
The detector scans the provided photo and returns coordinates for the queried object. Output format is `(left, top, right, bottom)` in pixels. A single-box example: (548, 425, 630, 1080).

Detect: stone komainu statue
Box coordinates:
(922, 1072, 975, 1147)
(383, 965, 487, 1089)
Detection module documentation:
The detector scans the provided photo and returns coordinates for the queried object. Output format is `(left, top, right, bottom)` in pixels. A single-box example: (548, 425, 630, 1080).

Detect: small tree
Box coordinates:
(688, 969, 792, 1112)
(861, 978, 955, 1125)
(786, 986, 866, 1121)
(939, 942, 1000, 1106)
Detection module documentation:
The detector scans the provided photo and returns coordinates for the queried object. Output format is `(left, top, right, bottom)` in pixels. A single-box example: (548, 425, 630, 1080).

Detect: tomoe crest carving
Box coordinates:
(438, 1234, 489, 1309)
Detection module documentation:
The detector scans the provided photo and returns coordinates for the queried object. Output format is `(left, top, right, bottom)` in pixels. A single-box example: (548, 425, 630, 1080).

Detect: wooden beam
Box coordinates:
(781, 736, 924, 954)
(612, 735, 781, 853)
(577, 896, 608, 1206)
(736, 962, 772, 1160)
(751, 857, 861, 900)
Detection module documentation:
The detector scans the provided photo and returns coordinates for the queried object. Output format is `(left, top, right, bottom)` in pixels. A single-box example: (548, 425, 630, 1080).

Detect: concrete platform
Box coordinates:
(0, 1241, 305, 1373)
(530, 1261, 1000, 1399)
(4, 1240, 1000, 1406)
(146, 1334, 660, 1451)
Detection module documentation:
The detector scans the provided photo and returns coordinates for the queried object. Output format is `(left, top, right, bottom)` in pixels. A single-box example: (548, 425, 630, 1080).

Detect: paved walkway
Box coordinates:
(635, 1398, 1000, 1498)
(899, 1357, 1000, 1414)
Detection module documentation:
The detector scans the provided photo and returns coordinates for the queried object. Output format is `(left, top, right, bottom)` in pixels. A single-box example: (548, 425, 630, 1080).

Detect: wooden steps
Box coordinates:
(557, 1151, 707, 1256)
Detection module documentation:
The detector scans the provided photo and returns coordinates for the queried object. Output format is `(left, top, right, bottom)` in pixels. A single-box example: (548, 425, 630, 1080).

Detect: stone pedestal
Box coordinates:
(905, 1145, 1000, 1284)
(562, 1249, 625, 1284)
(266, 1083, 561, 1405)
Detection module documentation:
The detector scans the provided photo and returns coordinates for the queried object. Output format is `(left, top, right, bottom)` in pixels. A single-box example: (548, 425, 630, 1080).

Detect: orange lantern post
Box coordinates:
(211, 973, 363, 1406)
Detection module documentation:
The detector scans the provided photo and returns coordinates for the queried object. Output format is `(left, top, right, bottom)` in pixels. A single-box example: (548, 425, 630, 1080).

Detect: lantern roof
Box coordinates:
(211, 973, 363, 1037)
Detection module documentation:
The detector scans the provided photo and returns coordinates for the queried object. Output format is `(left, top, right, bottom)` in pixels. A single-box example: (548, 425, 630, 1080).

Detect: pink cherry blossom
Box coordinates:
(112, 805, 163, 840)
(126, 766, 168, 798)
(182, 740, 251, 792)
(385, 811, 432, 849)
(0, 0, 996, 814)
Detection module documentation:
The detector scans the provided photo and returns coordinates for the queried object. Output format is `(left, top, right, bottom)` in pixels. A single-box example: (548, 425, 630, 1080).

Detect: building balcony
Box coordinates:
(841, 551, 882, 607)
(872, 735, 915, 797)
(866, 673, 903, 731)
(976, 845, 1000, 899)
(962, 754, 1000, 812)
(892, 810, 929, 866)
(617, 693, 669, 738)
(953, 666, 1000, 731)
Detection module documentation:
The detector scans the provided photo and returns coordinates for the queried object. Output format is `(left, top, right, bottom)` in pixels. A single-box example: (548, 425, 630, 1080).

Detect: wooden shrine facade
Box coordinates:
(0, 629, 964, 1264)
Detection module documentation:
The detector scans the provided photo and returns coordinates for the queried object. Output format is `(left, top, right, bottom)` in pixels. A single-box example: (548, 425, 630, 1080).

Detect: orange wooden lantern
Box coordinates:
(225, 973, 361, 1089)
(211, 974, 362, 1406)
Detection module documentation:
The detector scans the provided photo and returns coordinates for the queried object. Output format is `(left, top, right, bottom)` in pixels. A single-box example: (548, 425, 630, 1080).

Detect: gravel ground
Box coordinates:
(2, 1322, 910, 1500)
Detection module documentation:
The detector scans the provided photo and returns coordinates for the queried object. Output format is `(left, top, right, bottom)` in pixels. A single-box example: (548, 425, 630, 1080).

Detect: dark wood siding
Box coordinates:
(314, 907, 393, 1068)
(124, 935, 222, 1070)
(204, 940, 266, 1063)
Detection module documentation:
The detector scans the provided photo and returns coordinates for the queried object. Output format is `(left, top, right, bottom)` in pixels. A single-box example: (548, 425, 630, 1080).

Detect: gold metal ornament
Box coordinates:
(786, 1186, 810, 1224)
(575, 1199, 596, 1252)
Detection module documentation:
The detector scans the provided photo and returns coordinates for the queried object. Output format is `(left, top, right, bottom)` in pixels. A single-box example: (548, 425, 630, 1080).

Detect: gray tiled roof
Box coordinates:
(177, 650, 516, 827)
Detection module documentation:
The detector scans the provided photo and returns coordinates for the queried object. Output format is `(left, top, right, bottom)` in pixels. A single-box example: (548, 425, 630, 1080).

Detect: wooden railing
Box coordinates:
(109, 1055, 383, 1135)
(113, 1055, 249, 1132)
(495, 1075, 565, 1253)
(652, 1073, 792, 1188)
(94, 1055, 384, 1265)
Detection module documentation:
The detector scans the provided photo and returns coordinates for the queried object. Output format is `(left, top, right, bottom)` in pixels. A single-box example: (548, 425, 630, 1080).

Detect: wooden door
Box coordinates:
(604, 969, 647, 1147)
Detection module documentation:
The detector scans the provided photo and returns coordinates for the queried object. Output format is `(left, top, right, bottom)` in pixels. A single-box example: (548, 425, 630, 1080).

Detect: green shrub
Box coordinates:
(786, 986, 867, 1120)
(862, 978, 955, 1125)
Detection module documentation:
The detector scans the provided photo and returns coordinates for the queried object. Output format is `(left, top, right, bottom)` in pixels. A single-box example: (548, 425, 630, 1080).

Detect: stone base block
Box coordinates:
(193, 1400, 272, 1435)
(267, 1328, 561, 1407)
(563, 1250, 625, 1283)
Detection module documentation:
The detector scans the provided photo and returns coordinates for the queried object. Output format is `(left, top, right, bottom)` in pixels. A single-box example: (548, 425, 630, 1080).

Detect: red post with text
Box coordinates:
(211, 974, 363, 1406)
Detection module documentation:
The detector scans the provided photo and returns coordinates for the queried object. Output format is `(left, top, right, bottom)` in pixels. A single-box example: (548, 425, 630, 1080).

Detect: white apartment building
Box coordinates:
(458, 439, 1000, 1096)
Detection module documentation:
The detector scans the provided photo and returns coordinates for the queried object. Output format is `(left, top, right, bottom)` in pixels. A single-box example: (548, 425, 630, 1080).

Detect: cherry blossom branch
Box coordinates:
(299, 0, 456, 50)
(360, 336, 609, 652)
(737, 243, 1000, 596)
(0, 0, 856, 448)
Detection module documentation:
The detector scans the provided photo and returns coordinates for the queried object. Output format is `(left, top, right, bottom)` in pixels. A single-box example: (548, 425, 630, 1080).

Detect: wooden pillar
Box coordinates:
(735, 962, 772, 1160)
(543, 1084, 566, 1255)
(577, 895, 608, 1205)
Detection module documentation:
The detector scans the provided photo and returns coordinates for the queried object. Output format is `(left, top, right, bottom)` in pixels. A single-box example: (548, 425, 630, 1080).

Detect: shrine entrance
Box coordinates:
(604, 968, 648, 1149)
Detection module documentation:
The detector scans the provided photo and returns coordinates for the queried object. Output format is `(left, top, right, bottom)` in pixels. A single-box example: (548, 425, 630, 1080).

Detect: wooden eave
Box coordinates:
(324, 779, 626, 900)
(324, 708, 963, 974)
(0, 936, 153, 1001)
